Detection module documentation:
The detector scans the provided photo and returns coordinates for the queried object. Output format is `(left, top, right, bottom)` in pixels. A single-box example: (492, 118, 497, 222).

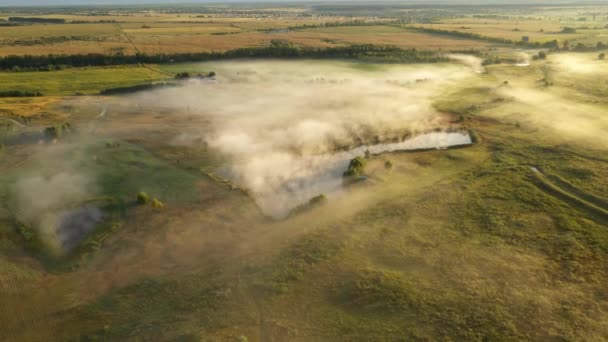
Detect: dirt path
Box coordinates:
(529, 166, 608, 220)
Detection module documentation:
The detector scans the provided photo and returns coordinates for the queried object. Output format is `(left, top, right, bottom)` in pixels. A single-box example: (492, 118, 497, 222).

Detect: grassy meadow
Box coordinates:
(1, 3, 608, 341)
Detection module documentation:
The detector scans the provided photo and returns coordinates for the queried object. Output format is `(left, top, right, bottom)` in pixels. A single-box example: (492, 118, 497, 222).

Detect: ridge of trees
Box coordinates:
(0, 43, 447, 72)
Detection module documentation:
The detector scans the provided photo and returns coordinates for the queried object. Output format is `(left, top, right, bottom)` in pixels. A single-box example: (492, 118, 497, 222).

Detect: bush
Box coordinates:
(151, 198, 164, 209)
(175, 72, 191, 79)
(309, 194, 328, 206)
(560, 27, 577, 34)
(343, 156, 367, 177)
(136, 192, 150, 205)
(537, 51, 547, 60)
(105, 141, 120, 148)
(384, 160, 393, 170)
(599, 53, 605, 60)
(43, 122, 72, 139)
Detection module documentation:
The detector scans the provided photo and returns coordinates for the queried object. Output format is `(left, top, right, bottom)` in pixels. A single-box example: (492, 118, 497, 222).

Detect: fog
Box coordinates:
(550, 53, 608, 74)
(447, 54, 485, 73)
(11, 145, 99, 252)
(129, 60, 477, 217)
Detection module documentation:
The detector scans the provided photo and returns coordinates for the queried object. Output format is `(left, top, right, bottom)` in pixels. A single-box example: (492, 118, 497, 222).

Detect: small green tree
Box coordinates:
(343, 156, 367, 177)
(151, 198, 164, 209)
(136, 192, 150, 205)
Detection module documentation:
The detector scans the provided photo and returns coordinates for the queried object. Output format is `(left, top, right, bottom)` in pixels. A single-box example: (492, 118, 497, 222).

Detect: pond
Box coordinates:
(219, 131, 473, 219)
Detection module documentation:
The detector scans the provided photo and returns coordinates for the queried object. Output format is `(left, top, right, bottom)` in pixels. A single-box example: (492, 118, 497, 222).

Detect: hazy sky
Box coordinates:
(1, 0, 599, 7)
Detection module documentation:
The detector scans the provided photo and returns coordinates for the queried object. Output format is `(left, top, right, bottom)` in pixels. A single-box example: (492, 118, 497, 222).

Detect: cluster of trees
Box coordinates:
(561, 40, 608, 52)
(0, 90, 43, 97)
(0, 44, 447, 72)
(258, 19, 401, 32)
(136, 192, 164, 209)
(8, 36, 91, 47)
(560, 27, 577, 34)
(403, 26, 559, 49)
(175, 71, 216, 79)
(8, 17, 65, 24)
(99, 82, 179, 95)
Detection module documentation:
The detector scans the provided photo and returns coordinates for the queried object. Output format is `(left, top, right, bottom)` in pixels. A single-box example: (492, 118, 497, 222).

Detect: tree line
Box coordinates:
(401, 26, 560, 49)
(8, 17, 66, 24)
(0, 43, 447, 72)
(0, 90, 43, 97)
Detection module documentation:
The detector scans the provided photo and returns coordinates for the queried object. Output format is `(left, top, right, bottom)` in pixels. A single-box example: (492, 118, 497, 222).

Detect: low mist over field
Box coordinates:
(129, 61, 477, 216)
(2, 1, 608, 338)
(10, 145, 99, 252)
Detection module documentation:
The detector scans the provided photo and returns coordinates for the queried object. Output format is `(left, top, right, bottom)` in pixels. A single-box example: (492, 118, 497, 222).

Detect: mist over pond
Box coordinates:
(127, 60, 479, 217)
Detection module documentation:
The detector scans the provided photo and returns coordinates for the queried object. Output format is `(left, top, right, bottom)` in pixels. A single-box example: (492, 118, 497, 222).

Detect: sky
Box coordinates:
(1, 0, 603, 6)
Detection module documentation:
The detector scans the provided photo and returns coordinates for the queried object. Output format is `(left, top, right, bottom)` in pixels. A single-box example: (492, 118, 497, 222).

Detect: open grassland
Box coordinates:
(0, 54, 607, 340)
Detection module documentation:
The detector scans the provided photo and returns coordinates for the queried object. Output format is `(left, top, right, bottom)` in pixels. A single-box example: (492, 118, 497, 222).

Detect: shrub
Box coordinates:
(384, 160, 393, 170)
(343, 156, 367, 177)
(599, 53, 605, 60)
(136, 192, 150, 205)
(151, 198, 164, 209)
(43, 122, 72, 140)
(309, 194, 328, 206)
(537, 51, 547, 60)
(175, 72, 191, 79)
(560, 27, 577, 34)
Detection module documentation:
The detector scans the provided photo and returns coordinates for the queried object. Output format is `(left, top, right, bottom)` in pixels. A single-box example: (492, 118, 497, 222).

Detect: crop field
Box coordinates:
(1, 2, 608, 342)
(414, 18, 608, 44)
(2, 4, 607, 56)
(0, 22, 490, 56)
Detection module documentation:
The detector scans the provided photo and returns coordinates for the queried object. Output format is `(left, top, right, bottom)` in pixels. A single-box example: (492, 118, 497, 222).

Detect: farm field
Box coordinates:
(0, 22, 491, 56)
(1, 2, 608, 342)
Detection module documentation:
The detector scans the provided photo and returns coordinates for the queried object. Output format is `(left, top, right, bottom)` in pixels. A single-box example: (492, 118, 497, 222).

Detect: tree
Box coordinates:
(136, 192, 150, 205)
(343, 156, 367, 177)
(560, 27, 577, 34)
(537, 51, 547, 60)
(151, 198, 164, 209)
(599, 53, 606, 60)
(175, 72, 191, 79)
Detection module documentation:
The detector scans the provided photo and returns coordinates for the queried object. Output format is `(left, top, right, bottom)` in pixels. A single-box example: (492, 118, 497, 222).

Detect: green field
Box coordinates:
(0, 66, 169, 96)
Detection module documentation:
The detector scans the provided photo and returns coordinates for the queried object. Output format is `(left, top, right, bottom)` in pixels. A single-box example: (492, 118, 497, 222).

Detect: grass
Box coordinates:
(1, 51, 608, 341)
(0, 66, 169, 96)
